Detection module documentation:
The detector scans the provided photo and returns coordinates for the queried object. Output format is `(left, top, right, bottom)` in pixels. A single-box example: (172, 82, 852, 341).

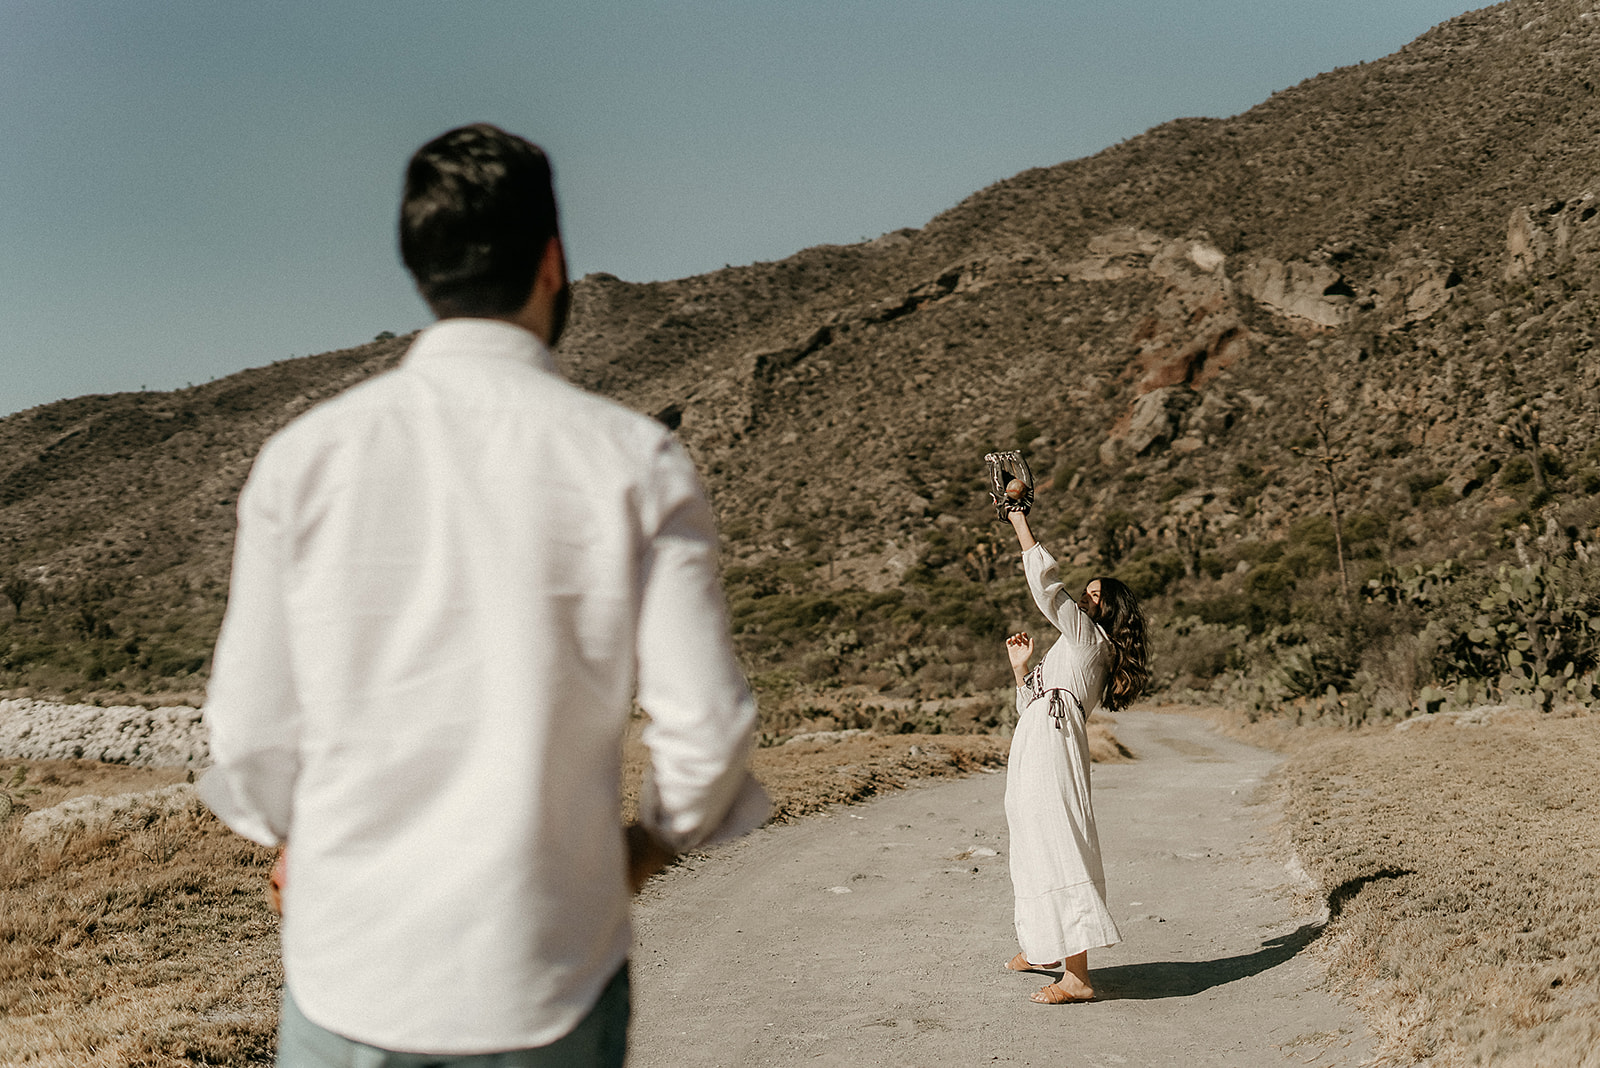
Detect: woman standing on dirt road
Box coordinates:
(999, 503, 1149, 1004)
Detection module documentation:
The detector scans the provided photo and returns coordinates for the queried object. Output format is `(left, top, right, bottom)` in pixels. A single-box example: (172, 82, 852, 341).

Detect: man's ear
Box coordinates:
(511, 235, 567, 343)
(533, 235, 566, 301)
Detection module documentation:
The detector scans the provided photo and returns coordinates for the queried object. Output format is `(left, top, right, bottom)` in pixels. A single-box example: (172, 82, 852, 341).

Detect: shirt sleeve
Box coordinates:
(196, 448, 303, 847)
(633, 438, 765, 852)
(1022, 543, 1099, 645)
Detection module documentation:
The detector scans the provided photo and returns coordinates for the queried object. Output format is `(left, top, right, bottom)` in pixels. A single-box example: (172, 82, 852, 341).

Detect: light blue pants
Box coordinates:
(276, 966, 630, 1068)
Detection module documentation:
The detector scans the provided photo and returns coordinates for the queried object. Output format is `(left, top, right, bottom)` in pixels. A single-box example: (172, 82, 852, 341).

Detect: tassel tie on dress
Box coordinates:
(1022, 664, 1085, 731)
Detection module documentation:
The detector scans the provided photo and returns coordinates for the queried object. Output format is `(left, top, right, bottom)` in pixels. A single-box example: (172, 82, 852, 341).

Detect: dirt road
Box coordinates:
(628, 709, 1371, 1067)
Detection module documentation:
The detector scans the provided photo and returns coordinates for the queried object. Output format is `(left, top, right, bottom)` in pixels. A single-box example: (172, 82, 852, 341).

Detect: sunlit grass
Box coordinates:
(1279, 711, 1600, 1066)
(1, 759, 280, 1066)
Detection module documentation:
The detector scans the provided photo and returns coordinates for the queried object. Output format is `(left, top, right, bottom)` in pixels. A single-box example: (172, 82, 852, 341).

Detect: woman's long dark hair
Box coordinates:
(1088, 577, 1149, 712)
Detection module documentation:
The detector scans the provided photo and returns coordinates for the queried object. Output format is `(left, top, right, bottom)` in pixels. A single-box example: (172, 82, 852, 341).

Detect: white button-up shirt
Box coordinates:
(199, 318, 759, 1054)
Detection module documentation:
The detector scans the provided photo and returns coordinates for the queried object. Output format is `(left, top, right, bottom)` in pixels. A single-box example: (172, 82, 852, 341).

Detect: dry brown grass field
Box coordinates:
(0, 762, 279, 1066)
(1275, 709, 1600, 1067)
(0, 727, 1013, 1066)
(5, 709, 1599, 1067)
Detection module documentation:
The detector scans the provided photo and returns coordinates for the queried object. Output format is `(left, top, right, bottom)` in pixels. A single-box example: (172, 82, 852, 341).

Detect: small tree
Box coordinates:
(1175, 506, 1210, 579)
(1, 574, 31, 619)
(1291, 398, 1351, 605)
(1499, 404, 1547, 495)
(1098, 510, 1140, 567)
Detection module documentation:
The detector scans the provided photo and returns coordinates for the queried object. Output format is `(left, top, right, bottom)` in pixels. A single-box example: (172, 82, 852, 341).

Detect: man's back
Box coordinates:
(203, 318, 757, 1053)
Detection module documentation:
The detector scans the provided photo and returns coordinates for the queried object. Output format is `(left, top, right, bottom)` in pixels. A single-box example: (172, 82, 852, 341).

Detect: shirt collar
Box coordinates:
(402, 318, 559, 375)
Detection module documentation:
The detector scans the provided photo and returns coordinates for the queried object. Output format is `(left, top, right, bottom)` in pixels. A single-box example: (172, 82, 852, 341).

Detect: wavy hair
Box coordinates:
(1087, 577, 1150, 712)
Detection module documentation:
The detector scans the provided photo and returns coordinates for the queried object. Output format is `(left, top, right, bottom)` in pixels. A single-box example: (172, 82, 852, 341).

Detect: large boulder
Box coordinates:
(1102, 386, 1195, 462)
(1371, 258, 1461, 327)
(1504, 192, 1600, 280)
(1236, 257, 1353, 329)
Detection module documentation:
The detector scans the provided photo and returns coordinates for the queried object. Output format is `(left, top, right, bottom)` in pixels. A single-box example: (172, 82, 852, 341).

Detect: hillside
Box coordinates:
(2, 0, 1599, 723)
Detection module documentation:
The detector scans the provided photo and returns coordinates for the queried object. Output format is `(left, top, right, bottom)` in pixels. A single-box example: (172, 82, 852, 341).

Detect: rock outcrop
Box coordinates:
(0, 699, 208, 768)
(20, 782, 200, 845)
(1505, 192, 1600, 280)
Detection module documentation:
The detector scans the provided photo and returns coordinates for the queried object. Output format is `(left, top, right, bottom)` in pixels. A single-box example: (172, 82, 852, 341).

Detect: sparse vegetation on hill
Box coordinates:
(9, 4, 1600, 1065)
(5, 0, 1600, 732)
(0, 337, 406, 701)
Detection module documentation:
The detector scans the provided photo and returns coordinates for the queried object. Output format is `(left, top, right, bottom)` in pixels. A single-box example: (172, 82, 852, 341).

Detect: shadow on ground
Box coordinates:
(1089, 922, 1327, 1001)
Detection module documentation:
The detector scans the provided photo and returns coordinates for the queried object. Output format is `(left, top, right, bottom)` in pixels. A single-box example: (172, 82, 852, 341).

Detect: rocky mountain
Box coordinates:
(4, 0, 1599, 725)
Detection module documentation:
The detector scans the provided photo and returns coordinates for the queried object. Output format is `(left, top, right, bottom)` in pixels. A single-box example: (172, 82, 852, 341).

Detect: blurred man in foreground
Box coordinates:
(201, 123, 764, 1067)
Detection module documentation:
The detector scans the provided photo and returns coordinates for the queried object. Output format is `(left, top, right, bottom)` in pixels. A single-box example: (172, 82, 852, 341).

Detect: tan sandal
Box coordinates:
(1005, 952, 1062, 974)
(1031, 981, 1094, 1004)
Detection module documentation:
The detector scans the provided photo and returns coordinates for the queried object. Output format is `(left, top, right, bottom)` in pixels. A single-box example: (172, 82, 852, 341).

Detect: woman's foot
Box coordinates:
(1005, 951, 1062, 974)
(1031, 950, 1094, 1002)
(1031, 977, 1095, 1003)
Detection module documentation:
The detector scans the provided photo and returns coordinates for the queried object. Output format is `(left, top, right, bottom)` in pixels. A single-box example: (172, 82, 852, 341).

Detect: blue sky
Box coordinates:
(1, 1, 1476, 418)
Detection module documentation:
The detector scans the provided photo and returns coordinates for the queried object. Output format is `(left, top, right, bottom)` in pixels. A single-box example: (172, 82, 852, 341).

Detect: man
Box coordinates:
(200, 123, 763, 1066)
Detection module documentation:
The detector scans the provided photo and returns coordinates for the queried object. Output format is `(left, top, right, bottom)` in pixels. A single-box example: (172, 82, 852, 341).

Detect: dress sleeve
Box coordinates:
(633, 437, 766, 852)
(196, 447, 303, 847)
(1022, 543, 1099, 645)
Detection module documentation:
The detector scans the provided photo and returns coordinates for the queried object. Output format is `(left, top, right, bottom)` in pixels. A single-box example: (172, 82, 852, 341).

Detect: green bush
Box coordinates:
(1155, 616, 1247, 689)
(1097, 509, 1139, 565)
(1118, 552, 1185, 600)
(1159, 475, 1198, 502)
(1246, 562, 1295, 598)
(1406, 471, 1446, 505)
(1176, 590, 1288, 634)
(1365, 558, 1600, 710)
(1502, 455, 1534, 485)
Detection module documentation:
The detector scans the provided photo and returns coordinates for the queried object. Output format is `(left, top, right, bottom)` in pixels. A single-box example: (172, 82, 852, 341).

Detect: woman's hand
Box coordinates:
(1006, 632, 1034, 686)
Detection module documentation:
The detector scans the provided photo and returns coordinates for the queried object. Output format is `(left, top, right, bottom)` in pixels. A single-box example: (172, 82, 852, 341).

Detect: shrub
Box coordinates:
(1154, 616, 1247, 689)
(1406, 470, 1446, 505)
(1159, 475, 1198, 502)
(1246, 562, 1295, 598)
(1502, 455, 1534, 485)
(1177, 590, 1288, 634)
(1365, 557, 1600, 710)
(1343, 512, 1389, 553)
(1118, 552, 1185, 600)
(1097, 510, 1140, 565)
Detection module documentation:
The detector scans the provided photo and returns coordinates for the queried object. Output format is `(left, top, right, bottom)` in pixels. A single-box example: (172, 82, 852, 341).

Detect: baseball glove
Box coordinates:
(984, 450, 1034, 520)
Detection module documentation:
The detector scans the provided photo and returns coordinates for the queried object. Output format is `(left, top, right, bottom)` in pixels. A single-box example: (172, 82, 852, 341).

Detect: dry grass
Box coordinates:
(1277, 711, 1600, 1067)
(18, 708, 1600, 1067)
(0, 724, 1041, 1066)
(622, 727, 1010, 826)
(1, 759, 281, 1067)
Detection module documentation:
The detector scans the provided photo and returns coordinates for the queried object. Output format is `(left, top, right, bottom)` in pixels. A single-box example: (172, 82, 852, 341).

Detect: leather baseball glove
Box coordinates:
(984, 450, 1034, 520)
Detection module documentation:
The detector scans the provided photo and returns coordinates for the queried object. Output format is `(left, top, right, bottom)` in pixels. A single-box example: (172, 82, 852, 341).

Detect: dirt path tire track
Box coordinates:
(628, 709, 1372, 1067)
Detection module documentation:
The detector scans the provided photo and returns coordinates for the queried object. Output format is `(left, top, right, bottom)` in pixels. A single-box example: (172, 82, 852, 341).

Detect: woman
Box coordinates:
(1000, 507, 1149, 1004)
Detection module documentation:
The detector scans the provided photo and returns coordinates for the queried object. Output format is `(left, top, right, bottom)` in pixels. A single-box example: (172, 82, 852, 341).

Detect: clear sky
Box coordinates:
(2, 1, 1477, 418)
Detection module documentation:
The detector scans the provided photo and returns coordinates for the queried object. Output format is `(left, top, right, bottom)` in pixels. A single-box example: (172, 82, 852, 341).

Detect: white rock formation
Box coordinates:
(0, 698, 209, 768)
(20, 782, 200, 845)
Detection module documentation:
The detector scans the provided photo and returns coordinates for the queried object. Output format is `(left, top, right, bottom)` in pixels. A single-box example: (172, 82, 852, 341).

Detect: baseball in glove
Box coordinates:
(984, 450, 1034, 520)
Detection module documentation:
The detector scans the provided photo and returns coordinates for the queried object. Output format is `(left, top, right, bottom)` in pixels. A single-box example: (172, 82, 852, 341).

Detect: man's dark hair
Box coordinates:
(400, 123, 560, 319)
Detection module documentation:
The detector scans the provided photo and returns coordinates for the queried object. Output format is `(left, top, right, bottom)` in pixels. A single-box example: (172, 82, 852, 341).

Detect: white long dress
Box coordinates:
(1004, 543, 1122, 963)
